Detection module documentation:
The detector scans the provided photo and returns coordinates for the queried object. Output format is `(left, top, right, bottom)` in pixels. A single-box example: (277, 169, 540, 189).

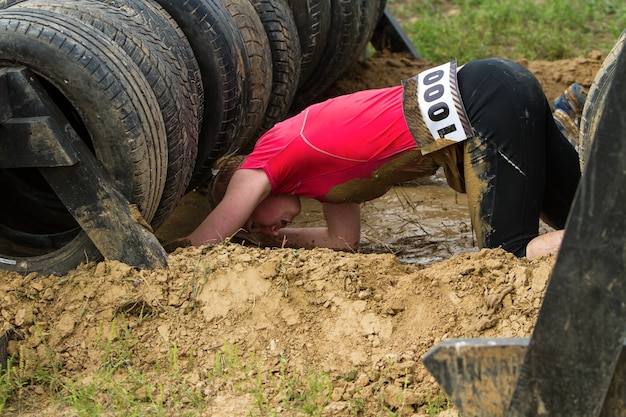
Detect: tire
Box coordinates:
(286, 0, 331, 89)
(250, 0, 301, 141)
(189, 0, 273, 186)
(220, 0, 272, 153)
(292, 0, 386, 110)
(13, 0, 200, 228)
(0, 0, 22, 7)
(99, 0, 203, 226)
(0, 8, 167, 274)
(291, 0, 362, 109)
(105, 0, 206, 174)
(579, 29, 626, 170)
(348, 0, 385, 69)
(152, 0, 250, 188)
(124, 0, 204, 125)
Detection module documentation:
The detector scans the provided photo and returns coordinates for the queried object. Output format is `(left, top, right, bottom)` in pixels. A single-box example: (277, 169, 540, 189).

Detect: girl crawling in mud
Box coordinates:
(178, 58, 582, 260)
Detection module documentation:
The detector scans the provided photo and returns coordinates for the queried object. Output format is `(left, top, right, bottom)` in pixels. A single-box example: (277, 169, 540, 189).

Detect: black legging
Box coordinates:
(458, 58, 581, 257)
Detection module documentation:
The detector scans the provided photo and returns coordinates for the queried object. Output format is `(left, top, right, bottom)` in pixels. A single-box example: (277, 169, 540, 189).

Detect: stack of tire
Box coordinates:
(0, 0, 386, 274)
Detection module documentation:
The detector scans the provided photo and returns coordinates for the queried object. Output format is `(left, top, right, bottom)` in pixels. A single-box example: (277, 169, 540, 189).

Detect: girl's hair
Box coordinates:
(207, 154, 248, 209)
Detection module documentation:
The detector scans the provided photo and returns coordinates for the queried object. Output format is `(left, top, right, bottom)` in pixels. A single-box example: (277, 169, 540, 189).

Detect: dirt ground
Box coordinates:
(0, 51, 604, 416)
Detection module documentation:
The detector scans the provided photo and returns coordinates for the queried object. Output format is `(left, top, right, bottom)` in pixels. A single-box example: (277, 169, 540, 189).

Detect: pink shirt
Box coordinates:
(241, 86, 432, 203)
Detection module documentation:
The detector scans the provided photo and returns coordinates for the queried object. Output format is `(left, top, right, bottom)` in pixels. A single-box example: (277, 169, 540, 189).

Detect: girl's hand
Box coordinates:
(274, 203, 361, 251)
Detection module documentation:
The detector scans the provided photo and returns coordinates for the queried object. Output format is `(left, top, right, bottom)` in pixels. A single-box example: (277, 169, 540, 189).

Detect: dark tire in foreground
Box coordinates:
(13, 0, 200, 228)
(0, 8, 167, 275)
(579, 29, 626, 169)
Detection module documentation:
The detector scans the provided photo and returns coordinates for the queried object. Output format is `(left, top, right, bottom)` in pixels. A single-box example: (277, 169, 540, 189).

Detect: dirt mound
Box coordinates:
(2, 245, 554, 416)
(321, 49, 604, 101)
(0, 51, 604, 416)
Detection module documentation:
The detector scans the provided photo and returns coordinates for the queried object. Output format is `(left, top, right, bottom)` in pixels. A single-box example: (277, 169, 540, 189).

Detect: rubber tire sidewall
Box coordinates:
(579, 30, 626, 169)
(153, 0, 250, 187)
(0, 9, 167, 275)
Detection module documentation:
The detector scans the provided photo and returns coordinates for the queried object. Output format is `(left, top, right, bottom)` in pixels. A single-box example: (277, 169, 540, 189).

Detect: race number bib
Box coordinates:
(401, 60, 473, 154)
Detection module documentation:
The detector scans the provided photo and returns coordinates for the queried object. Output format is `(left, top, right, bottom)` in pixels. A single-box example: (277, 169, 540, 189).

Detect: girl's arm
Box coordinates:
(186, 169, 272, 246)
(265, 202, 361, 251)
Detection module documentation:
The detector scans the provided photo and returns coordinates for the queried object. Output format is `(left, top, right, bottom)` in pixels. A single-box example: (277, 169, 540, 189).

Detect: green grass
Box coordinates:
(0, 326, 334, 416)
(425, 389, 451, 416)
(1, 318, 207, 416)
(388, 0, 626, 64)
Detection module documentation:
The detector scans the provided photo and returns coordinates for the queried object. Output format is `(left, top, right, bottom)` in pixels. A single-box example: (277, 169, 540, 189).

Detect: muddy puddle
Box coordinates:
(359, 176, 476, 263)
(156, 170, 478, 265)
